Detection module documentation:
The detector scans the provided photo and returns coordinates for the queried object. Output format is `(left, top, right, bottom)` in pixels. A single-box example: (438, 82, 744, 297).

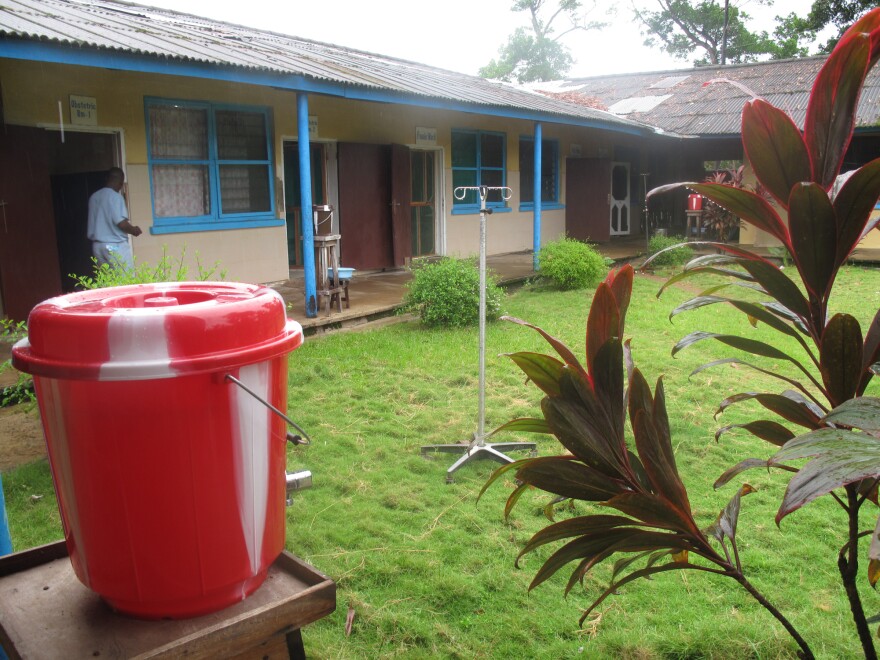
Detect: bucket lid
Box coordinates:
(12, 282, 303, 381)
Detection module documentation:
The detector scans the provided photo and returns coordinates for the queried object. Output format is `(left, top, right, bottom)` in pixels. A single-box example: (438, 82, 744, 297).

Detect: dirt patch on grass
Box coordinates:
(0, 404, 46, 472)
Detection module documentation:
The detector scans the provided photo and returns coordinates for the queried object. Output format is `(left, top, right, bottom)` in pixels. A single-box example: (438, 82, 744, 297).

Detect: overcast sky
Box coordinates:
(142, 0, 834, 78)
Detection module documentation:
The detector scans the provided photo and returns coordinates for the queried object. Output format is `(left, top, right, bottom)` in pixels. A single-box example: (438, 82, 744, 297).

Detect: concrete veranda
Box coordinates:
(275, 235, 650, 334)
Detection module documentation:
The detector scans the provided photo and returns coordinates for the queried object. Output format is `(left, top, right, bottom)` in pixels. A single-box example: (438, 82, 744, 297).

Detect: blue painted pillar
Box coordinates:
(0, 474, 12, 556)
(533, 122, 543, 271)
(297, 93, 317, 317)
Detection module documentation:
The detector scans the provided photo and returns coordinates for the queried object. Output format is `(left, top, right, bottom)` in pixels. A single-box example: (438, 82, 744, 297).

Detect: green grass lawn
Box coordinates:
(4, 265, 880, 658)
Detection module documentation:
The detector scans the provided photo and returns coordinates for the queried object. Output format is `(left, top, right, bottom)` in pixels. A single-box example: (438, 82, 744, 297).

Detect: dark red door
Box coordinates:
(337, 143, 393, 270)
(390, 144, 412, 267)
(0, 126, 62, 320)
(565, 158, 611, 243)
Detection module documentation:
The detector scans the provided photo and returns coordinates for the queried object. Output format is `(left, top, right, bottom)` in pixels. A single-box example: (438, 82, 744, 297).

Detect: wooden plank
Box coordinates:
(0, 547, 335, 660)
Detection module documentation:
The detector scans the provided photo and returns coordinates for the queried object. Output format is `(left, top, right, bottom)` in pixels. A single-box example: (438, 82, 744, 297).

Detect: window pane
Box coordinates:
(149, 106, 208, 160)
(152, 165, 210, 217)
(482, 169, 504, 202)
(216, 110, 268, 160)
(520, 139, 534, 203)
(220, 165, 271, 213)
(452, 131, 477, 167)
(542, 141, 557, 202)
(481, 134, 504, 168)
(411, 151, 426, 203)
(425, 153, 434, 200)
(453, 170, 477, 204)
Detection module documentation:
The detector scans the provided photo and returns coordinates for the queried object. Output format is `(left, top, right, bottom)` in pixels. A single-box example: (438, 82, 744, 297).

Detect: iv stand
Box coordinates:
(421, 186, 536, 483)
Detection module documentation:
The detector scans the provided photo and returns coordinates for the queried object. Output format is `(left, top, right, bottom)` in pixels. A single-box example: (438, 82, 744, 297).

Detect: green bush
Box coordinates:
(403, 258, 503, 328)
(71, 246, 226, 290)
(536, 238, 607, 290)
(646, 234, 693, 267)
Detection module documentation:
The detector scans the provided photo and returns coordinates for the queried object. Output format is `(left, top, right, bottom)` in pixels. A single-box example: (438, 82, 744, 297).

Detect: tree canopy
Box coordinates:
(776, 0, 877, 54)
(633, 0, 806, 66)
(479, 0, 607, 83)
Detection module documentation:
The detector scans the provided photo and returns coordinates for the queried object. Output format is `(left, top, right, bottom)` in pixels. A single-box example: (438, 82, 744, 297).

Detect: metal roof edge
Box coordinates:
(0, 37, 660, 136)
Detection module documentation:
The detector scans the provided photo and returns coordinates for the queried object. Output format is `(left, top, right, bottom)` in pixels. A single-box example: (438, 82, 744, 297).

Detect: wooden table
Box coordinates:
(0, 541, 335, 659)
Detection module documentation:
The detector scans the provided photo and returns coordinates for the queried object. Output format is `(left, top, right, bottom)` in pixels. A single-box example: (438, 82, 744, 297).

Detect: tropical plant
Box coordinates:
(646, 234, 692, 267)
(480, 265, 812, 656)
(701, 165, 747, 241)
(646, 9, 880, 657)
(402, 257, 504, 328)
(536, 237, 607, 290)
(71, 246, 225, 290)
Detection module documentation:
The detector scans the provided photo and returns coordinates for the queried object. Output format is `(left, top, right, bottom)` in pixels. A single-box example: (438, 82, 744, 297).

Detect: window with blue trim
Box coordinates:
(519, 137, 559, 206)
(146, 99, 278, 234)
(451, 129, 507, 211)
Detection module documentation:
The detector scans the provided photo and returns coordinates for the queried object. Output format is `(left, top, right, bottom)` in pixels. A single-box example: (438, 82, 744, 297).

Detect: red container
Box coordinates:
(12, 282, 303, 618)
(687, 194, 703, 211)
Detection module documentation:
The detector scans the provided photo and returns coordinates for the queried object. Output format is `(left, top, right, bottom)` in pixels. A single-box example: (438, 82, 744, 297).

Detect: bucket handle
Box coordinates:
(225, 373, 311, 446)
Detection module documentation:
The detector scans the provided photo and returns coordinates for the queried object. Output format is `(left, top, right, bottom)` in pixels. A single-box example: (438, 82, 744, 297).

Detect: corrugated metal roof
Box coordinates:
(533, 57, 880, 136)
(0, 0, 651, 133)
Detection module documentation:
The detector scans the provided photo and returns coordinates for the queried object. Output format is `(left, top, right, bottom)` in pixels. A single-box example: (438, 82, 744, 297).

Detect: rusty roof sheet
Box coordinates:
(534, 57, 880, 136)
(0, 0, 650, 132)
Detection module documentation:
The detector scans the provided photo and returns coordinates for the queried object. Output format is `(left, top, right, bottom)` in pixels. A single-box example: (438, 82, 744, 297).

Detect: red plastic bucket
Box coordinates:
(687, 194, 703, 211)
(12, 282, 303, 618)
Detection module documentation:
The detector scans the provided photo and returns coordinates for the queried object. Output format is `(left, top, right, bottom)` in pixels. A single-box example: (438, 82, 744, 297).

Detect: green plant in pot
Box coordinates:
(484, 10, 880, 657)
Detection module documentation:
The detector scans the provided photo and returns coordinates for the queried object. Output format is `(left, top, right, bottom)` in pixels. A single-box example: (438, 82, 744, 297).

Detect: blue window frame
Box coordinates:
(519, 136, 561, 210)
(145, 98, 279, 234)
(451, 129, 508, 213)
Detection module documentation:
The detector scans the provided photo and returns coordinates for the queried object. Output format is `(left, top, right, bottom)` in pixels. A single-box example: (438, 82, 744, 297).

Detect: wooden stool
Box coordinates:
(313, 234, 344, 314)
(329, 276, 350, 310)
(0, 541, 336, 660)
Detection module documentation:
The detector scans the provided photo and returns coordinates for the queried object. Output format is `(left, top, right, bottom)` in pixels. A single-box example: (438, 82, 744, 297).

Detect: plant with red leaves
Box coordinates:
(645, 10, 880, 657)
(480, 265, 813, 658)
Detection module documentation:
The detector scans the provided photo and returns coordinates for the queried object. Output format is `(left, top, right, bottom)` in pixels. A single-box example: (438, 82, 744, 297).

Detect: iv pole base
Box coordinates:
(421, 436, 537, 483)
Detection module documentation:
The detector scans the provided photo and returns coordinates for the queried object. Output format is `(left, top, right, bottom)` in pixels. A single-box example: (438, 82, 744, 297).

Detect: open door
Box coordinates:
(0, 126, 62, 320)
(565, 158, 611, 243)
(337, 143, 393, 270)
(390, 144, 412, 267)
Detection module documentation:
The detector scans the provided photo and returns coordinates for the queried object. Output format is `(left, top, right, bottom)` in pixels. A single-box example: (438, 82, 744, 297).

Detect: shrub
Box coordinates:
(403, 258, 503, 328)
(646, 234, 692, 267)
(1, 319, 34, 408)
(536, 237, 607, 290)
(71, 246, 225, 290)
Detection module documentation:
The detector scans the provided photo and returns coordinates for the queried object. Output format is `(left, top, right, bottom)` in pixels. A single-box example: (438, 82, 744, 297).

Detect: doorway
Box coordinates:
(0, 126, 121, 319)
(283, 141, 338, 267)
(409, 149, 437, 257)
(610, 162, 631, 236)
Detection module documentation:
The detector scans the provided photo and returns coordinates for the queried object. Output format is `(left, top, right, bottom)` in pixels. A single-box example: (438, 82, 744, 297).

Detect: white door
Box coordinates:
(609, 162, 630, 236)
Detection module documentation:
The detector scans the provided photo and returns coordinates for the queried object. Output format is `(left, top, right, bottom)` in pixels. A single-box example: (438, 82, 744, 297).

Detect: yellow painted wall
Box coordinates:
(1, 58, 648, 287)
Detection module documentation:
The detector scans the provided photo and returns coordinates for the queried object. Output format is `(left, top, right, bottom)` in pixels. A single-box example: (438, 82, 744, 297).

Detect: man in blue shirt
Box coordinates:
(87, 167, 142, 269)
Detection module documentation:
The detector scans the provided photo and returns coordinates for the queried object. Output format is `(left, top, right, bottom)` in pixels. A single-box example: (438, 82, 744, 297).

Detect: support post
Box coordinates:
(0, 475, 11, 557)
(297, 94, 317, 318)
(533, 122, 542, 271)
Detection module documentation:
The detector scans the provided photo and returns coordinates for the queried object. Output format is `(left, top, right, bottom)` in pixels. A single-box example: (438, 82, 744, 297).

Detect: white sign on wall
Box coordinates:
(415, 127, 437, 146)
(309, 115, 319, 138)
(69, 95, 97, 126)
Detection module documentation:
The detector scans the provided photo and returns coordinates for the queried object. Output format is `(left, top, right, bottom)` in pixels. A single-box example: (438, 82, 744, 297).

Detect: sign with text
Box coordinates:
(69, 95, 97, 126)
(415, 127, 437, 146)
(570, 143, 582, 157)
(309, 115, 318, 138)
